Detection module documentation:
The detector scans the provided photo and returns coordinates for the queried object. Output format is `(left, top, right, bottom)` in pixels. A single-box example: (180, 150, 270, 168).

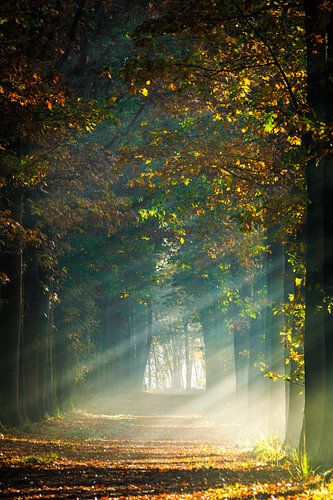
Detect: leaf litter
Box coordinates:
(0, 394, 329, 498)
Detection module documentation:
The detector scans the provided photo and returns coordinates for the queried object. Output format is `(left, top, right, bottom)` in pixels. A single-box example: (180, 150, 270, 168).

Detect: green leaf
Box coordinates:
(264, 112, 275, 133)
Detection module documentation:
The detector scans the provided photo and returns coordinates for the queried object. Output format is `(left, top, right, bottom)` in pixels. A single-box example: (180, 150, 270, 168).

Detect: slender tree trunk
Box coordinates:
(232, 316, 249, 404)
(162, 336, 173, 389)
(22, 246, 43, 421)
(147, 351, 152, 391)
(247, 267, 267, 428)
(54, 305, 72, 411)
(320, 12, 333, 462)
(145, 299, 153, 382)
(0, 189, 23, 425)
(130, 300, 153, 390)
(229, 275, 250, 417)
(47, 290, 58, 415)
(266, 236, 285, 435)
(119, 298, 132, 392)
(284, 253, 304, 448)
(304, 160, 326, 456)
(170, 332, 182, 391)
(38, 285, 52, 416)
(152, 341, 160, 388)
(184, 319, 192, 391)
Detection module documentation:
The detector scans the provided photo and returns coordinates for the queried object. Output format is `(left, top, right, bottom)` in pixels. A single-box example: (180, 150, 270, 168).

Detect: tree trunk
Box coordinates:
(200, 303, 226, 392)
(47, 290, 58, 415)
(54, 305, 72, 411)
(184, 319, 192, 391)
(118, 298, 132, 392)
(21, 196, 57, 420)
(284, 253, 304, 448)
(229, 276, 250, 418)
(0, 189, 23, 425)
(247, 267, 267, 430)
(320, 12, 333, 461)
(22, 246, 43, 422)
(266, 236, 285, 435)
(304, 158, 326, 457)
(38, 284, 52, 416)
(130, 300, 153, 391)
(303, 0, 330, 459)
(170, 331, 182, 391)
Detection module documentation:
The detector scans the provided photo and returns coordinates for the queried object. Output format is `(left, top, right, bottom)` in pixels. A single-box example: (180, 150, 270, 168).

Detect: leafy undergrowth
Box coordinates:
(0, 394, 330, 499)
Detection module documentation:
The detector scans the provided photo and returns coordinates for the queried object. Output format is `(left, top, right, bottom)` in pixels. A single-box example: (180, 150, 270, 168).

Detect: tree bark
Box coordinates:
(266, 236, 285, 435)
(229, 274, 250, 418)
(320, 11, 333, 462)
(22, 245, 43, 422)
(54, 305, 72, 411)
(303, 0, 330, 459)
(247, 267, 267, 429)
(37, 283, 52, 416)
(0, 189, 23, 425)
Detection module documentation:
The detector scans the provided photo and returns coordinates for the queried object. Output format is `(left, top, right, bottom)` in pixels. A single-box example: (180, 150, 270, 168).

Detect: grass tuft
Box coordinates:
(253, 435, 289, 465)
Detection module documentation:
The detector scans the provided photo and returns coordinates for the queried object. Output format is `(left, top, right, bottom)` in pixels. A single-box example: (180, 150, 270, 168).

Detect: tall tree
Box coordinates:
(0, 189, 24, 425)
(303, 0, 333, 462)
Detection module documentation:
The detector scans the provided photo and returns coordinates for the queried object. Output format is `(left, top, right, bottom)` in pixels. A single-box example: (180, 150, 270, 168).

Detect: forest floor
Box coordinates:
(0, 393, 331, 499)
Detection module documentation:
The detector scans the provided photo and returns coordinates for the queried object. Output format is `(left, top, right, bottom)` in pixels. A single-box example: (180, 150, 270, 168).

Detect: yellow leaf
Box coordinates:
(179, 237, 185, 244)
(169, 83, 177, 91)
(140, 88, 149, 96)
(287, 136, 302, 145)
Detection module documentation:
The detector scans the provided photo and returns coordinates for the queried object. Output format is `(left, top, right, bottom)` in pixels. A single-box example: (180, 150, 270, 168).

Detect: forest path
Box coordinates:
(0, 393, 317, 498)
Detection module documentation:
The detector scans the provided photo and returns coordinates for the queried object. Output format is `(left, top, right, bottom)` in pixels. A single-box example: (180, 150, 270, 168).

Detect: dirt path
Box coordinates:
(0, 394, 323, 498)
